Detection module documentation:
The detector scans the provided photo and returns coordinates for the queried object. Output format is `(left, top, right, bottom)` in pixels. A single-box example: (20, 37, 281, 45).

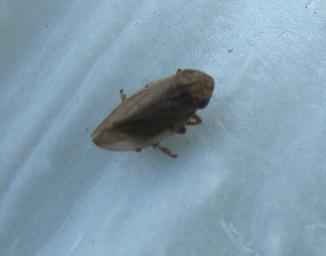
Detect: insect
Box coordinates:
(92, 69, 214, 158)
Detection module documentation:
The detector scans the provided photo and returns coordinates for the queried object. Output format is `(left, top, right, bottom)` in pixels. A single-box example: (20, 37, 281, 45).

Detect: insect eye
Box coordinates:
(197, 98, 210, 108)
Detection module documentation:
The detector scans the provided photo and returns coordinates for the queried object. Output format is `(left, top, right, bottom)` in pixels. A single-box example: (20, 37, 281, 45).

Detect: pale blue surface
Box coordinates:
(1, 1, 326, 255)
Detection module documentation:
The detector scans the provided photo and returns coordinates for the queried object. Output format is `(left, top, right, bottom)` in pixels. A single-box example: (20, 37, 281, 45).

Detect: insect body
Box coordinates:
(92, 69, 214, 158)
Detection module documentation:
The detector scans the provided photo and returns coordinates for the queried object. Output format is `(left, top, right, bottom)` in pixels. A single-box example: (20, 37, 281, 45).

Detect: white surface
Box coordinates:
(1, 0, 326, 255)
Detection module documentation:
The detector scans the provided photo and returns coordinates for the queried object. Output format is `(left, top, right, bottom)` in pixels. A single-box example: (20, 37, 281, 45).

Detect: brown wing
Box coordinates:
(102, 78, 175, 125)
(114, 97, 196, 139)
(92, 78, 174, 137)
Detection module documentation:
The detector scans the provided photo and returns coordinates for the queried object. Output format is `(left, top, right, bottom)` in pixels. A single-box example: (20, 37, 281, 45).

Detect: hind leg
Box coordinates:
(152, 143, 177, 158)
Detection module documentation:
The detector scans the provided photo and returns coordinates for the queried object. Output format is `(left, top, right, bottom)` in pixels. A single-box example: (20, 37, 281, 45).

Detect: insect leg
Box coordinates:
(119, 89, 127, 101)
(185, 113, 202, 125)
(153, 144, 177, 158)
